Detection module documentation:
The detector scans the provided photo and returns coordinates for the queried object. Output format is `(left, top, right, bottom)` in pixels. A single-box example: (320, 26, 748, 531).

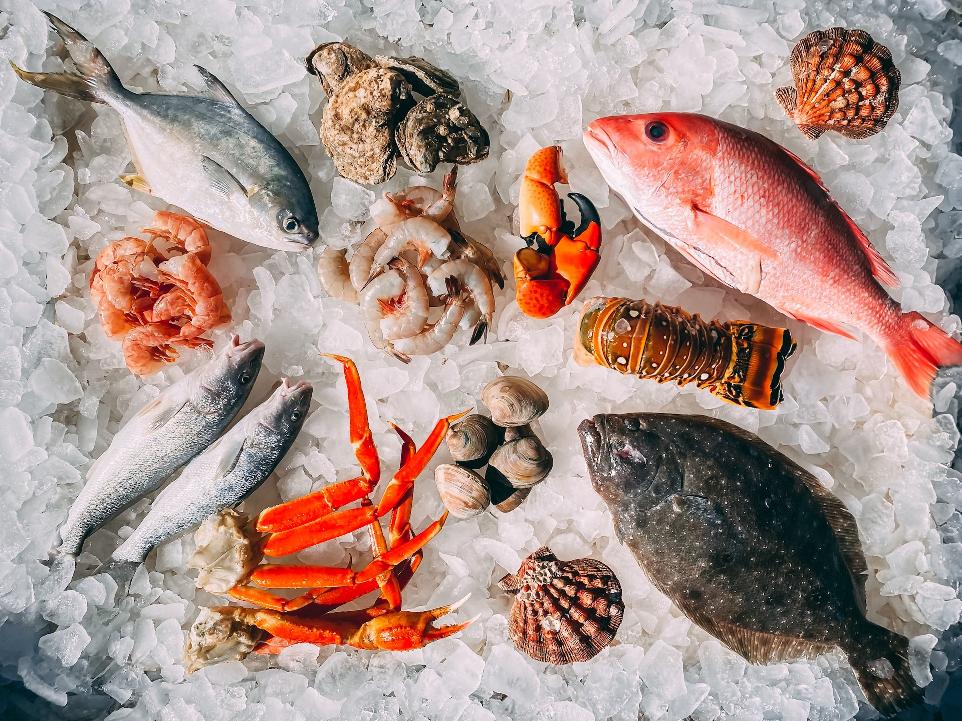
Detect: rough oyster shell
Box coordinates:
(307, 42, 376, 96)
(375, 54, 461, 97)
(184, 607, 265, 672)
(498, 546, 623, 664)
(481, 376, 549, 427)
(775, 27, 900, 140)
(435, 463, 490, 518)
(187, 509, 265, 594)
(487, 436, 553, 489)
(320, 68, 412, 185)
(445, 413, 503, 468)
(396, 94, 490, 174)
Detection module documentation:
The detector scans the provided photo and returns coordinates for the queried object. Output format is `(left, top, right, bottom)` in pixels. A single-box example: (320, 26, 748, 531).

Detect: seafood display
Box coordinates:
(438, 376, 552, 517)
(584, 112, 962, 398)
(308, 42, 489, 184)
(317, 171, 502, 360)
(776, 28, 901, 140)
(111, 379, 312, 564)
(90, 211, 230, 375)
(498, 546, 623, 664)
(184, 355, 472, 662)
(575, 296, 796, 409)
(57, 337, 264, 557)
(514, 146, 602, 318)
(579, 413, 923, 716)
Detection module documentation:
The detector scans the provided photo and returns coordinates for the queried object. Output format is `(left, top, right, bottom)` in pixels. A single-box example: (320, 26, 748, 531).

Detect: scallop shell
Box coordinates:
(498, 546, 623, 664)
(489, 476, 531, 513)
(487, 436, 553, 489)
(435, 463, 490, 519)
(481, 376, 549, 427)
(445, 414, 503, 468)
(775, 27, 900, 140)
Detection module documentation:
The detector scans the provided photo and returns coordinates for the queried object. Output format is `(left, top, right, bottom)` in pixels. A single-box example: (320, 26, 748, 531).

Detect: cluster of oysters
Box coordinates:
(307, 42, 489, 184)
(436, 376, 552, 517)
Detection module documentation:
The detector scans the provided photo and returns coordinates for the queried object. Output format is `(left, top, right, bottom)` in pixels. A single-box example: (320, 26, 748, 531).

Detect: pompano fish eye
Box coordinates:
(278, 211, 301, 234)
(645, 120, 669, 142)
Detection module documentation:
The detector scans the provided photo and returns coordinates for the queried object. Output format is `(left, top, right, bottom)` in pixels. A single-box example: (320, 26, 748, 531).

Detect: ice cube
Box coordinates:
(38, 623, 91, 667)
(28, 358, 83, 405)
(638, 640, 686, 700)
(482, 644, 540, 700)
(331, 177, 375, 220)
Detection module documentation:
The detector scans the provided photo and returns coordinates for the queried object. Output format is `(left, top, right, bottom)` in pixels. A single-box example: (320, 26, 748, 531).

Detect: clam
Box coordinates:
(435, 463, 490, 519)
(503, 423, 534, 442)
(489, 476, 531, 513)
(487, 436, 553, 489)
(445, 414, 503, 468)
(481, 376, 549, 427)
(498, 546, 624, 664)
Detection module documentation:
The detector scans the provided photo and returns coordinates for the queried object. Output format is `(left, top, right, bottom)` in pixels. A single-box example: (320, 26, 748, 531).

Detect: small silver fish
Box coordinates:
(13, 13, 318, 252)
(59, 337, 265, 557)
(111, 379, 312, 564)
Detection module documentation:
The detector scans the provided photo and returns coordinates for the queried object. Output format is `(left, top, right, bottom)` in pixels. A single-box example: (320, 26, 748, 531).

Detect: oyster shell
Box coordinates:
(375, 54, 461, 97)
(775, 27, 900, 140)
(482, 376, 549, 427)
(184, 607, 265, 672)
(435, 463, 490, 518)
(445, 414, 503, 468)
(320, 68, 412, 185)
(498, 546, 623, 664)
(307, 42, 376, 96)
(487, 436, 553, 489)
(396, 94, 490, 174)
(187, 509, 265, 594)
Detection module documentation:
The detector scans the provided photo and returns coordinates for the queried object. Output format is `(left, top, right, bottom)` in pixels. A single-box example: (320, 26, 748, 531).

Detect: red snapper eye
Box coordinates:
(645, 120, 669, 142)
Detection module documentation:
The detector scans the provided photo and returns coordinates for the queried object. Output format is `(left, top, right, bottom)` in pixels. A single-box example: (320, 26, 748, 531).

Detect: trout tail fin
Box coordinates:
(848, 623, 923, 716)
(715, 323, 796, 410)
(884, 311, 962, 398)
(10, 12, 124, 104)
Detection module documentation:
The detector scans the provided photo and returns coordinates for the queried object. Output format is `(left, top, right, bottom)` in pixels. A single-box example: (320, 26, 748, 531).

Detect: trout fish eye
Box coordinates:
(645, 121, 668, 142)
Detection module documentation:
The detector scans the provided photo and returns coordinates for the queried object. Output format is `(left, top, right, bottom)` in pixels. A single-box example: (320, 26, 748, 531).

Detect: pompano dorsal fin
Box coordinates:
(194, 66, 245, 109)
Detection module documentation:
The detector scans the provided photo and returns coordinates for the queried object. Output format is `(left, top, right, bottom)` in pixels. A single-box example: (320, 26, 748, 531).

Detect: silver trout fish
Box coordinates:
(111, 379, 312, 564)
(59, 337, 265, 556)
(13, 12, 318, 252)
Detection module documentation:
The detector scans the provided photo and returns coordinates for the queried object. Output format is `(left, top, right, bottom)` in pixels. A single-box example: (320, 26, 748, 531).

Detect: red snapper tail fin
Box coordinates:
(885, 311, 962, 398)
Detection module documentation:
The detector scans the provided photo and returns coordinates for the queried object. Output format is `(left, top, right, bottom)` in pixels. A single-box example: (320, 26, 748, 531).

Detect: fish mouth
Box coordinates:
(583, 123, 615, 157)
(228, 335, 266, 362)
(279, 378, 312, 396)
(578, 415, 606, 469)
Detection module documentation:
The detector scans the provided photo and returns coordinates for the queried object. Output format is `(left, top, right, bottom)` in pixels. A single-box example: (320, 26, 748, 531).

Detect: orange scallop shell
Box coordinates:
(775, 27, 900, 140)
(498, 546, 623, 664)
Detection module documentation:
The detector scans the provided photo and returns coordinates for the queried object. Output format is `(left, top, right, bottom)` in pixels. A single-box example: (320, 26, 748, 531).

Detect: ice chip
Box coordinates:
(39, 623, 91, 667)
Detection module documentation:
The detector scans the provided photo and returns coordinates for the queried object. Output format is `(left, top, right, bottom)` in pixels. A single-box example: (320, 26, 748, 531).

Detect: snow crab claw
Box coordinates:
(514, 145, 602, 319)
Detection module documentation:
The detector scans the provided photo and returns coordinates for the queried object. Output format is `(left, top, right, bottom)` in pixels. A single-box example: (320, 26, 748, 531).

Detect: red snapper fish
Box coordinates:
(583, 112, 962, 398)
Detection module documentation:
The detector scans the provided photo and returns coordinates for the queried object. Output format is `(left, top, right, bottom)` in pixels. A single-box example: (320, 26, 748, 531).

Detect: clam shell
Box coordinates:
(487, 436, 552, 489)
(435, 463, 490, 519)
(498, 546, 623, 664)
(445, 414, 503, 468)
(503, 423, 534, 442)
(482, 376, 549, 427)
(775, 27, 900, 140)
(489, 476, 531, 513)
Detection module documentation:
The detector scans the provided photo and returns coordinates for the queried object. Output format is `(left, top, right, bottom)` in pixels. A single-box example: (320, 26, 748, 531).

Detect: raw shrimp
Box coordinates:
(317, 247, 358, 302)
(122, 323, 181, 376)
(145, 210, 211, 264)
(359, 265, 405, 350)
(449, 230, 505, 289)
(426, 259, 494, 344)
(377, 167, 458, 226)
(349, 228, 388, 292)
(368, 216, 452, 282)
(157, 253, 231, 340)
(380, 258, 430, 341)
(390, 279, 470, 360)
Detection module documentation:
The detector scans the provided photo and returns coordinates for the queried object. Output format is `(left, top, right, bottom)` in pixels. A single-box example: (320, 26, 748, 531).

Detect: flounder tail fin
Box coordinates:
(11, 12, 124, 104)
(885, 311, 962, 398)
(849, 624, 923, 717)
(714, 323, 796, 410)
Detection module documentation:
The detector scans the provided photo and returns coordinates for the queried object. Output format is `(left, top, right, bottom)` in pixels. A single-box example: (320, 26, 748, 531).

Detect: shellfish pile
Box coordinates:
(437, 376, 552, 517)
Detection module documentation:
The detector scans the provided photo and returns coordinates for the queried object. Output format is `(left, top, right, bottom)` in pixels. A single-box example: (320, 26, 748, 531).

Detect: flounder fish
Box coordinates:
(579, 412, 923, 716)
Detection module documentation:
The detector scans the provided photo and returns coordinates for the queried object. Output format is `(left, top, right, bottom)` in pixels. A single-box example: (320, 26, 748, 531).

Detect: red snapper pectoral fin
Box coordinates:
(690, 206, 778, 261)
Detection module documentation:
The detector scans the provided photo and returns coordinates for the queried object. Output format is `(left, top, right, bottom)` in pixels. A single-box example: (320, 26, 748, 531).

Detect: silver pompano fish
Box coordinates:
(578, 413, 923, 717)
(59, 337, 265, 556)
(13, 13, 318, 252)
(112, 379, 312, 564)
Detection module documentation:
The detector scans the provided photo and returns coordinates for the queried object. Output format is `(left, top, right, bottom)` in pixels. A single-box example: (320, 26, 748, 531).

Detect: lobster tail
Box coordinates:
(716, 323, 796, 410)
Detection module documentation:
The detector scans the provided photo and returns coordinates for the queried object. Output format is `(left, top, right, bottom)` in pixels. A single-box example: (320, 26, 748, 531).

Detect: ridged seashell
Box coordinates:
(445, 414, 503, 468)
(498, 546, 624, 664)
(487, 436, 553, 489)
(481, 376, 549, 427)
(435, 463, 490, 518)
(489, 476, 531, 513)
(775, 27, 900, 140)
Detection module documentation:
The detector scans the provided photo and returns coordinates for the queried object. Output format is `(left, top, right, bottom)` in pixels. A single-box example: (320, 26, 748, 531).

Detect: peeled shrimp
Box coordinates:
(390, 280, 470, 360)
(317, 247, 358, 302)
(359, 266, 405, 350)
(349, 228, 388, 292)
(156, 253, 231, 340)
(380, 258, 429, 341)
(426, 260, 494, 344)
(368, 216, 451, 281)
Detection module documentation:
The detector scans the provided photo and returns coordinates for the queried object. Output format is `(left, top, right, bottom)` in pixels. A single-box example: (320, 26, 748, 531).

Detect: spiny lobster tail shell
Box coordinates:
(498, 546, 623, 664)
(775, 27, 900, 140)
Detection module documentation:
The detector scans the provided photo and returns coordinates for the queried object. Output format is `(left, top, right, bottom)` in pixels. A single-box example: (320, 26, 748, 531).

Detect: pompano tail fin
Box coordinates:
(714, 323, 797, 410)
(848, 623, 923, 716)
(10, 12, 124, 104)
(884, 311, 962, 398)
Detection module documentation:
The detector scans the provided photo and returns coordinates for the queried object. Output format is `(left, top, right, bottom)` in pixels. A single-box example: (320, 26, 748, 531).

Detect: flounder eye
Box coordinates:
(645, 121, 669, 142)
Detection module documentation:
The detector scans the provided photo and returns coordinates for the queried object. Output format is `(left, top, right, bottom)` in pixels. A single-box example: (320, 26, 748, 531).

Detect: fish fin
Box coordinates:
(194, 65, 244, 108)
(119, 173, 152, 194)
(201, 430, 249, 480)
(690, 207, 777, 260)
(848, 623, 923, 716)
(128, 395, 190, 437)
(684, 613, 834, 664)
(883, 311, 962, 398)
(201, 156, 247, 201)
(786, 310, 857, 341)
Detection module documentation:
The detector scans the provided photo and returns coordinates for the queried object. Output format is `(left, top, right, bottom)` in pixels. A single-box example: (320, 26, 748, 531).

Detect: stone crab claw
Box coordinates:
(514, 146, 603, 319)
